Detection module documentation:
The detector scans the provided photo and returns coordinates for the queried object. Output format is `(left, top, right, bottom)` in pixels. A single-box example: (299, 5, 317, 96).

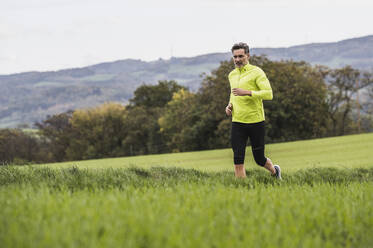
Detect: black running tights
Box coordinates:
(231, 121, 267, 166)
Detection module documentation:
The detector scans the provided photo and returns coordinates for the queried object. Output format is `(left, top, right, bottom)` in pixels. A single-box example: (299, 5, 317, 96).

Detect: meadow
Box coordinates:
(39, 132, 373, 171)
(1, 133, 373, 248)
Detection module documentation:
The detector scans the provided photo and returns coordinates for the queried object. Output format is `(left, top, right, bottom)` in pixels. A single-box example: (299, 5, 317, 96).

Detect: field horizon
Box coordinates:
(35, 132, 373, 171)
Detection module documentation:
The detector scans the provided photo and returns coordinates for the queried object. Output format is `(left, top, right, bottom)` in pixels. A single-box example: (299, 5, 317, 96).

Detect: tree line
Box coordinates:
(1, 55, 373, 164)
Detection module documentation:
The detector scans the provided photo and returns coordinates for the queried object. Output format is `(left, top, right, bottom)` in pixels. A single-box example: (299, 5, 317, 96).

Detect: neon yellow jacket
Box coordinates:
(228, 63, 273, 124)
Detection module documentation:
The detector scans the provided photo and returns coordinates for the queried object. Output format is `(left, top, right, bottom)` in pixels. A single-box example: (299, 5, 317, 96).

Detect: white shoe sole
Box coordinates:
(274, 165, 282, 180)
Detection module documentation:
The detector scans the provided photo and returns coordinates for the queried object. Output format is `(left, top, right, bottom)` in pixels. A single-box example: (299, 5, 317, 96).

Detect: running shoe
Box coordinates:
(274, 165, 282, 180)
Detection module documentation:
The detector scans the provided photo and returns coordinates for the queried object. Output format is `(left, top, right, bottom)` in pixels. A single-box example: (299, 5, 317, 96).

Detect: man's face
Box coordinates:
(232, 48, 249, 68)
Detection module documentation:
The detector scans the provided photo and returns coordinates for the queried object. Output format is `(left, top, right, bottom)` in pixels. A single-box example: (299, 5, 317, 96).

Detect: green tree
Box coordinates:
(159, 89, 203, 152)
(326, 66, 373, 135)
(122, 80, 186, 155)
(66, 103, 128, 160)
(197, 60, 235, 148)
(36, 111, 73, 161)
(0, 129, 46, 164)
(159, 59, 236, 152)
(122, 105, 168, 155)
(261, 60, 330, 141)
(130, 80, 185, 108)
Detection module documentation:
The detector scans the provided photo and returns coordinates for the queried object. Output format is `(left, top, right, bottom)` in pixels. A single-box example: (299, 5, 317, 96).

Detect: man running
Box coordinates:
(225, 42, 281, 179)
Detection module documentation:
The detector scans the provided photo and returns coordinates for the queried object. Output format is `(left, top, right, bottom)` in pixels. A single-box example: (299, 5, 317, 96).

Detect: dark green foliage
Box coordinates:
(0, 129, 50, 164)
(1, 166, 372, 191)
(123, 80, 185, 155)
(326, 66, 373, 135)
(197, 60, 235, 148)
(261, 60, 330, 141)
(36, 111, 73, 161)
(130, 80, 186, 108)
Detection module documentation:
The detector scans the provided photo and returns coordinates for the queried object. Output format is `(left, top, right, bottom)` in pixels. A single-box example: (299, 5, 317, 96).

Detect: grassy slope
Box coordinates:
(37, 132, 373, 171)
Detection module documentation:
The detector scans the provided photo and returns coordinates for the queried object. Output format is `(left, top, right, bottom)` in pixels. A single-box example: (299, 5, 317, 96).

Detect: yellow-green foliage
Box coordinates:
(159, 89, 198, 152)
(71, 102, 127, 126)
(66, 102, 128, 160)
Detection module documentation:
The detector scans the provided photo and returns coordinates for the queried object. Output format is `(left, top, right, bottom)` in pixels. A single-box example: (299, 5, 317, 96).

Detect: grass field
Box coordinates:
(39, 132, 373, 171)
(1, 133, 373, 248)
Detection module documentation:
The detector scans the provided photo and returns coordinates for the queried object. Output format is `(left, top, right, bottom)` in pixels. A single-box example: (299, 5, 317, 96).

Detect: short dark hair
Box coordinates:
(231, 42, 249, 54)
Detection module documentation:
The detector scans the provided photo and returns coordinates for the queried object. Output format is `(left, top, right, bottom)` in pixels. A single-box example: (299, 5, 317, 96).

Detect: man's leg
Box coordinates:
(263, 157, 276, 175)
(249, 122, 277, 176)
(231, 122, 249, 178)
(234, 164, 246, 178)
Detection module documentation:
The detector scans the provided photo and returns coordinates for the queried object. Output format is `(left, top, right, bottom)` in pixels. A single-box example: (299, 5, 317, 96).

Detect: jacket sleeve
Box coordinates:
(251, 69, 273, 100)
(228, 73, 234, 104)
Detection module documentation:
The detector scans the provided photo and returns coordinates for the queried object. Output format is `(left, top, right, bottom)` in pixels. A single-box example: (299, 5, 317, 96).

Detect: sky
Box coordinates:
(1, 0, 372, 75)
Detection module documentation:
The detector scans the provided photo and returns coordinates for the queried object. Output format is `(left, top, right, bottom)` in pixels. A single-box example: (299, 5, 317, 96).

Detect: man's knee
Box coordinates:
(252, 146, 266, 166)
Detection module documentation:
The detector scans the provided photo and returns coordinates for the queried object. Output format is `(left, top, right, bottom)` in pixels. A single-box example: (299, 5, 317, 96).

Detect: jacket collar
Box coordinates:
(237, 62, 251, 73)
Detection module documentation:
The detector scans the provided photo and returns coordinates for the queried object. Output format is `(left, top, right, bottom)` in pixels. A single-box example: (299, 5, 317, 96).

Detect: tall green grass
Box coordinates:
(1, 166, 373, 190)
(2, 133, 373, 247)
(1, 166, 373, 248)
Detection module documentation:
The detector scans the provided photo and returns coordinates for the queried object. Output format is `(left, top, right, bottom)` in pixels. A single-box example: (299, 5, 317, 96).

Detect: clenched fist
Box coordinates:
(225, 103, 233, 116)
(232, 88, 252, 96)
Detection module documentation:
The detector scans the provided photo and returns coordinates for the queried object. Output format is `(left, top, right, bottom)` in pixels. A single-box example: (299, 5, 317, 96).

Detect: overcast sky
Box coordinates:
(1, 0, 372, 75)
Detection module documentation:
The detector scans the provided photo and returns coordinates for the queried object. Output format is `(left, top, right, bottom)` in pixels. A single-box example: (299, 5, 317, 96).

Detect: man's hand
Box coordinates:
(232, 88, 252, 96)
(225, 103, 233, 116)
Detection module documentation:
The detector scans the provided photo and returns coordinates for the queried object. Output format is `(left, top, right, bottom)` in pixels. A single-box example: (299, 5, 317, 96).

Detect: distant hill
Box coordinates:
(252, 35, 373, 70)
(1, 35, 372, 128)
